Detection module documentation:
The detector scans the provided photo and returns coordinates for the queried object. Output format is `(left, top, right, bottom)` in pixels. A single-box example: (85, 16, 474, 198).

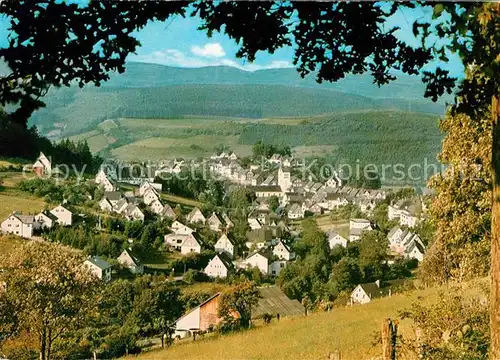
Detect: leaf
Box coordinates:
(433, 4, 444, 19)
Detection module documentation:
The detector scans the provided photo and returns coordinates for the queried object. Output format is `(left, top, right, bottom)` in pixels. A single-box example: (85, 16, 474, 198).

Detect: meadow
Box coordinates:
(128, 286, 433, 360)
(127, 279, 486, 360)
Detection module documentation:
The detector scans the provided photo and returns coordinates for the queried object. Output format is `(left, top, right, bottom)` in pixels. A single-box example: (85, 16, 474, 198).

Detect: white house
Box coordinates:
(1, 212, 35, 238)
(95, 170, 115, 192)
(161, 203, 176, 219)
(222, 213, 234, 229)
(143, 187, 161, 206)
(84, 256, 112, 282)
(399, 210, 420, 228)
(34, 210, 58, 230)
(350, 279, 404, 305)
(214, 234, 236, 258)
(204, 254, 233, 278)
(240, 250, 285, 276)
(117, 249, 144, 274)
(327, 230, 348, 249)
(273, 239, 295, 261)
(349, 218, 373, 241)
(287, 203, 304, 219)
(164, 233, 202, 254)
(99, 197, 114, 212)
(100, 191, 123, 211)
(170, 221, 195, 235)
(124, 204, 145, 222)
(247, 217, 263, 230)
(207, 212, 223, 231)
(32, 152, 51, 177)
(139, 181, 163, 196)
(149, 199, 165, 215)
(240, 251, 271, 274)
(186, 207, 206, 224)
(50, 205, 73, 226)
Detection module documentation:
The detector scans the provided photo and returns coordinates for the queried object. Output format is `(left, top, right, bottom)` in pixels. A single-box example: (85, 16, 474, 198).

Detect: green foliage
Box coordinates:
(218, 280, 261, 329)
(252, 140, 291, 159)
(400, 287, 489, 359)
(421, 111, 491, 283)
(278, 220, 409, 305)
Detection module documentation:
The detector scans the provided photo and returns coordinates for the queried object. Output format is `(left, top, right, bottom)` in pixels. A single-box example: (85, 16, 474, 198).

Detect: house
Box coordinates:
(49, 205, 73, 226)
(240, 251, 271, 275)
(100, 191, 123, 211)
(170, 221, 195, 235)
(124, 204, 145, 222)
(387, 226, 425, 261)
(186, 207, 206, 224)
(207, 212, 223, 232)
(117, 249, 144, 274)
(95, 170, 115, 191)
(161, 203, 176, 219)
(139, 181, 163, 196)
(84, 256, 112, 282)
(204, 253, 233, 278)
(327, 230, 348, 249)
(222, 212, 234, 229)
(173, 293, 237, 338)
(143, 187, 161, 206)
(251, 185, 282, 199)
(149, 199, 165, 215)
(350, 279, 405, 304)
(164, 233, 202, 254)
(214, 233, 236, 258)
(34, 210, 58, 230)
(32, 152, 51, 177)
(240, 250, 286, 276)
(388, 198, 423, 228)
(99, 197, 114, 212)
(272, 239, 295, 261)
(349, 219, 373, 241)
(287, 203, 304, 219)
(1, 212, 35, 238)
(248, 217, 263, 230)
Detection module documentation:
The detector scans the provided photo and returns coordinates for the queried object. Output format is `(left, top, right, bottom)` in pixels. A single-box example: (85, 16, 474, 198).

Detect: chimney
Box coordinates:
(375, 279, 381, 288)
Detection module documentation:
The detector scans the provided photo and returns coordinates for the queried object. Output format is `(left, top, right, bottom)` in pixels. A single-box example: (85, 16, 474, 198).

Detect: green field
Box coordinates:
(111, 135, 253, 161)
(0, 189, 48, 219)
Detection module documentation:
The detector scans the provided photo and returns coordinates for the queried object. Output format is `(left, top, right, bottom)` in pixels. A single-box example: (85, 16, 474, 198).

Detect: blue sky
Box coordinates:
(0, 3, 464, 76)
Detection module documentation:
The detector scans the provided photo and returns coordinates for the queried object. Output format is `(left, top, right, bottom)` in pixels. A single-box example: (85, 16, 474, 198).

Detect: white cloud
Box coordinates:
(130, 48, 293, 72)
(191, 43, 226, 58)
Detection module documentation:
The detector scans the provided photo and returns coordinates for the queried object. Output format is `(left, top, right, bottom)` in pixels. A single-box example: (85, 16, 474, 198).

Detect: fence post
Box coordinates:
(381, 318, 398, 360)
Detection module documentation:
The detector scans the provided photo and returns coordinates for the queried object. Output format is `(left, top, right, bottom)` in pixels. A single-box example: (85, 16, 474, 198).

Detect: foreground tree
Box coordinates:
(422, 110, 492, 283)
(218, 281, 261, 329)
(0, 242, 100, 360)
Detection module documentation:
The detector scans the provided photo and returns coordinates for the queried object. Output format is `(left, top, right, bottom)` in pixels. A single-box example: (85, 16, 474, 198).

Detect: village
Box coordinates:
(0, 149, 429, 343)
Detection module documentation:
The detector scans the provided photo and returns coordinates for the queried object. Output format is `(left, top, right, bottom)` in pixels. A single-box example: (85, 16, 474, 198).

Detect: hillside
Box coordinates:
(30, 83, 445, 138)
(130, 286, 436, 360)
(95, 62, 452, 102)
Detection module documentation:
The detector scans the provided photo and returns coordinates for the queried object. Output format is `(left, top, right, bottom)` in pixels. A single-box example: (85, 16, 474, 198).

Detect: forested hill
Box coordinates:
(103, 62, 450, 101)
(30, 84, 445, 137)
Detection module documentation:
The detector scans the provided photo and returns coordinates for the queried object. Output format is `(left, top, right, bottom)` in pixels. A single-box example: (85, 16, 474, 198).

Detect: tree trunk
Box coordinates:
(491, 95, 500, 359)
(39, 329, 46, 360)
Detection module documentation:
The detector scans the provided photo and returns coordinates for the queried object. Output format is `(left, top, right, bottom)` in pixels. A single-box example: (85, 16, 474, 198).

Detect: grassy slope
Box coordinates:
(0, 173, 47, 219)
(130, 287, 443, 360)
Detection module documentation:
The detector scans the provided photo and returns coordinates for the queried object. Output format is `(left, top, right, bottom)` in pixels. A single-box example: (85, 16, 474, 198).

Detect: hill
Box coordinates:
(129, 286, 436, 360)
(99, 62, 451, 102)
(29, 82, 445, 138)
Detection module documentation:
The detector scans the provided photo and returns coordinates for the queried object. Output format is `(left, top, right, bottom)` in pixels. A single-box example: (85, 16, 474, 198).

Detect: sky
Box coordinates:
(0, 3, 464, 76)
